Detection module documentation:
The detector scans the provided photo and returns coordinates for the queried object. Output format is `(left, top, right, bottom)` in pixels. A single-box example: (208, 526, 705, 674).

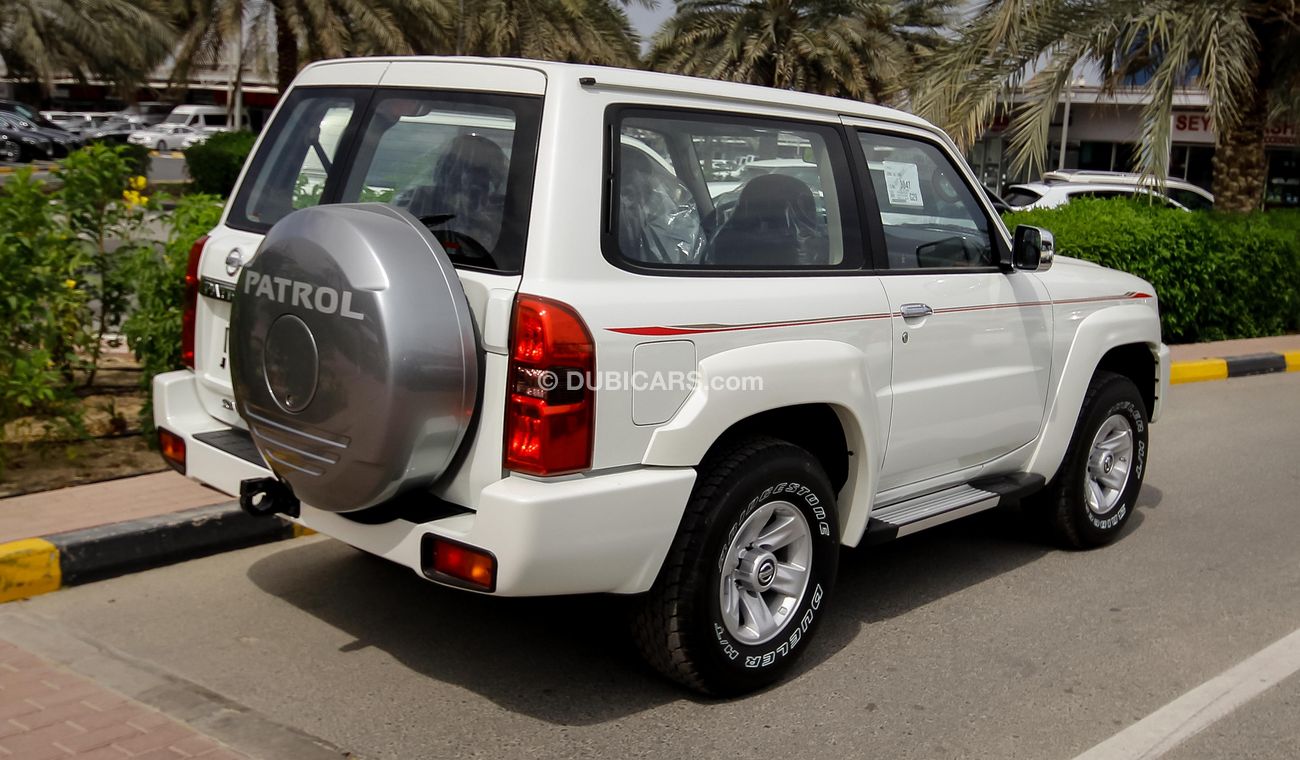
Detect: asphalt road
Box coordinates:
(3, 373, 1298, 760)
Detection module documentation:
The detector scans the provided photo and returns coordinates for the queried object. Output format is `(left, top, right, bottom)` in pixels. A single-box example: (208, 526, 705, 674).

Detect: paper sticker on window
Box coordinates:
(882, 161, 923, 207)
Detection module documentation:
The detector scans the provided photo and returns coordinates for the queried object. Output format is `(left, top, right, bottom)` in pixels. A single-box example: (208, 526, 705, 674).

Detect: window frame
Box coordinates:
(849, 124, 1011, 275)
(601, 104, 867, 277)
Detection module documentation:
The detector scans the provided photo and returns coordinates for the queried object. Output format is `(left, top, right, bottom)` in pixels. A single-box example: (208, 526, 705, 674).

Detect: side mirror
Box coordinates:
(1012, 225, 1054, 271)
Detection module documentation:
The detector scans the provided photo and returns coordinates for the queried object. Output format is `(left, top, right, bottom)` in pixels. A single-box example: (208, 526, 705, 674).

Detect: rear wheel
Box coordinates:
(157, 140, 167, 151)
(1041, 371, 1148, 548)
(631, 437, 839, 695)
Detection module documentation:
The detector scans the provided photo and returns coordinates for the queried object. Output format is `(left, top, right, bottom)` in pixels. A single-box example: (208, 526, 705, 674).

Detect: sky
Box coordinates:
(627, 2, 675, 42)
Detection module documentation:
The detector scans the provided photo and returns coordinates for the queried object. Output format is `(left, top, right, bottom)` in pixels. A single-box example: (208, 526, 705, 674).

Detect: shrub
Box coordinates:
(117, 142, 153, 176)
(122, 194, 224, 432)
(185, 131, 256, 196)
(1003, 200, 1300, 343)
(0, 170, 88, 470)
(57, 144, 154, 385)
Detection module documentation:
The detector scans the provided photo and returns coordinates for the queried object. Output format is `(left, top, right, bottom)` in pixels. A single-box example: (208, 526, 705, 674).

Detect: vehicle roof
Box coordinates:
(299, 57, 935, 132)
(1009, 182, 1159, 193)
(169, 104, 227, 113)
(742, 158, 818, 168)
(1042, 169, 1212, 197)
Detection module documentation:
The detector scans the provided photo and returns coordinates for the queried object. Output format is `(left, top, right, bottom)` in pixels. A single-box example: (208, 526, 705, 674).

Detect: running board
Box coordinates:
(865, 474, 1045, 544)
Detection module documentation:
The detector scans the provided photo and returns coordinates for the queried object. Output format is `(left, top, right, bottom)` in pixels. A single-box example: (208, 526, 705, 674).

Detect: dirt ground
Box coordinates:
(0, 346, 166, 498)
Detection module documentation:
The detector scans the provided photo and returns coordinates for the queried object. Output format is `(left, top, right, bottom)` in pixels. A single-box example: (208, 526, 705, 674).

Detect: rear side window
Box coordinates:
(1002, 187, 1042, 207)
(606, 108, 861, 271)
(229, 87, 542, 274)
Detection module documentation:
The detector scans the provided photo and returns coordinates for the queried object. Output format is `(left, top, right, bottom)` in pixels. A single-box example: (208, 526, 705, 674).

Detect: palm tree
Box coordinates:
(456, 0, 642, 66)
(647, 0, 953, 104)
(912, 1, 1300, 213)
(0, 0, 174, 95)
(171, 0, 457, 95)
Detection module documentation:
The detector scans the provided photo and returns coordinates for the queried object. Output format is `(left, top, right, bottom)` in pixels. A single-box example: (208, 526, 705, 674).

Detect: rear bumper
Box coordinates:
(154, 369, 697, 596)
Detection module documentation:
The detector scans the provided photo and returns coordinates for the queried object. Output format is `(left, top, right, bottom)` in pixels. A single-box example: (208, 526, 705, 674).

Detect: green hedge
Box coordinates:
(1003, 199, 1300, 344)
(184, 131, 256, 196)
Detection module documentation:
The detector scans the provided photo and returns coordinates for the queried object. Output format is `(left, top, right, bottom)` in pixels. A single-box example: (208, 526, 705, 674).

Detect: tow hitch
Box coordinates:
(239, 477, 301, 519)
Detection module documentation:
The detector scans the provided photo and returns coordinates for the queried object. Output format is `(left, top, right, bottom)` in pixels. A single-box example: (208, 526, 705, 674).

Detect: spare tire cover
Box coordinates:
(230, 203, 478, 513)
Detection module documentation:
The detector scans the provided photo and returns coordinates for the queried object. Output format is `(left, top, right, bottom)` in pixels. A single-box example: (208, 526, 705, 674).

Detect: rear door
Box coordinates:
(847, 122, 1053, 491)
(194, 62, 545, 428)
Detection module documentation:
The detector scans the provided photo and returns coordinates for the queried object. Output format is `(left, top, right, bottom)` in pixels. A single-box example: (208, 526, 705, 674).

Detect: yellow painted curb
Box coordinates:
(0, 539, 61, 603)
(291, 524, 317, 537)
(1171, 359, 1228, 384)
(1285, 351, 1300, 372)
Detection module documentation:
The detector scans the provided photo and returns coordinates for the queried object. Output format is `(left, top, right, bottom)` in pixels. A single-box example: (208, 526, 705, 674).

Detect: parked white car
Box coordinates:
(1043, 170, 1215, 210)
(1005, 171, 1215, 211)
(155, 57, 1170, 696)
(127, 123, 202, 151)
(180, 132, 211, 150)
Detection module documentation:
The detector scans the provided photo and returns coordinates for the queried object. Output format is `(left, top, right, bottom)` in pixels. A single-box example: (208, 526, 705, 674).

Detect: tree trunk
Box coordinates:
(1211, 91, 1269, 213)
(274, 3, 300, 94)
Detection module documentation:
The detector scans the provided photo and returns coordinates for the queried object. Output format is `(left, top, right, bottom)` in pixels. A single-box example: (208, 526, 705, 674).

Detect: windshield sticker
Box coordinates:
(882, 161, 924, 207)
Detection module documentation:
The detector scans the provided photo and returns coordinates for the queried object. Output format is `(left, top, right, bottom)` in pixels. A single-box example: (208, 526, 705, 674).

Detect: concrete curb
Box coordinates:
(1171, 350, 1299, 384)
(0, 502, 308, 603)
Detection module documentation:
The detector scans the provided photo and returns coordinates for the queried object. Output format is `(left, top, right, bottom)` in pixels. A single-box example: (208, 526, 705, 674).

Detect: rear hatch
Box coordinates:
(191, 60, 545, 429)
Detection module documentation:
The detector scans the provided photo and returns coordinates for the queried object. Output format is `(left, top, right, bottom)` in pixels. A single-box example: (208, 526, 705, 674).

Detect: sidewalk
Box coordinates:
(0, 473, 226, 545)
(0, 637, 247, 759)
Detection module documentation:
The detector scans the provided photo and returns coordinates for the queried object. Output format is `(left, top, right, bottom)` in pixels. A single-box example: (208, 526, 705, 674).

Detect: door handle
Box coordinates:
(900, 303, 933, 319)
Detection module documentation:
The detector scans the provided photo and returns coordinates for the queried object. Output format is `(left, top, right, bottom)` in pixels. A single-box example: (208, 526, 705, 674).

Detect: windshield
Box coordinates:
(228, 87, 541, 274)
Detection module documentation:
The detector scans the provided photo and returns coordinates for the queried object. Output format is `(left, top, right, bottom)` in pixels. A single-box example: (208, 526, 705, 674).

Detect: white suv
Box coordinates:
(154, 57, 1170, 695)
(1005, 170, 1215, 211)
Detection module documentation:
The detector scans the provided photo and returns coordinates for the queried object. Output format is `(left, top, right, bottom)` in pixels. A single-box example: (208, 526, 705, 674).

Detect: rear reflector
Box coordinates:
(158, 428, 186, 474)
(421, 535, 496, 592)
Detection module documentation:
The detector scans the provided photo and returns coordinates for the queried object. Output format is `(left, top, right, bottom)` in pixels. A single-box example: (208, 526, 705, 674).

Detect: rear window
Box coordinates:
(228, 87, 542, 274)
(1002, 187, 1043, 207)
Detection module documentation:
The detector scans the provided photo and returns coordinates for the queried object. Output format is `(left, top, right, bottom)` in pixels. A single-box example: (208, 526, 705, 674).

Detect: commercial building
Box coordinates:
(967, 85, 1300, 208)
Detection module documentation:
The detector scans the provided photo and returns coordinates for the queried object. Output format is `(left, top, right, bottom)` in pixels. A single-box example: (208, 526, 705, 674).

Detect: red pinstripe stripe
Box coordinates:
(606, 292, 1152, 336)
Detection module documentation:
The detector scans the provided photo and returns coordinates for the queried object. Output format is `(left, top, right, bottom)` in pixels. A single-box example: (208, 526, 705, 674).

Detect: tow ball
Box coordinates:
(239, 477, 301, 519)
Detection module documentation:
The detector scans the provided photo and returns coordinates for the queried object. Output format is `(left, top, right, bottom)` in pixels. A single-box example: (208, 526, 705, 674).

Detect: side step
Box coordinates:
(865, 473, 1045, 544)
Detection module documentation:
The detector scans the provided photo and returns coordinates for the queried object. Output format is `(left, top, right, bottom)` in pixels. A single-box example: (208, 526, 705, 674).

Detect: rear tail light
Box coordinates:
(158, 428, 186, 473)
(180, 234, 209, 369)
(504, 295, 595, 476)
(422, 536, 496, 591)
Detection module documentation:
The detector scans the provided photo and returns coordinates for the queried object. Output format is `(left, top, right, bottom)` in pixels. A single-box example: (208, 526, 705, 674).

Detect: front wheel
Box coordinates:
(1041, 371, 1149, 548)
(631, 437, 840, 695)
(157, 141, 167, 151)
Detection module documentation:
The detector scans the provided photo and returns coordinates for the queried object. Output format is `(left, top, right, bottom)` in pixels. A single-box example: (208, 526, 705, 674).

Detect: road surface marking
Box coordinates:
(1072, 625, 1300, 760)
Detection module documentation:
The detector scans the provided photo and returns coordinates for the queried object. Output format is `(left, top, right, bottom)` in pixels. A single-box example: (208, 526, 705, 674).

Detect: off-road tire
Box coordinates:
(630, 436, 840, 696)
(1042, 371, 1148, 549)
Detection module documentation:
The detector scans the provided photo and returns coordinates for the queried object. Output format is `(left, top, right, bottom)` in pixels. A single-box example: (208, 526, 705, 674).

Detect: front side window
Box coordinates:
(858, 131, 995, 270)
(229, 88, 541, 273)
(609, 109, 858, 270)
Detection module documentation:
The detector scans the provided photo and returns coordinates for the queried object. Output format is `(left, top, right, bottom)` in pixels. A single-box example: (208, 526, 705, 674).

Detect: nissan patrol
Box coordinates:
(154, 57, 1170, 695)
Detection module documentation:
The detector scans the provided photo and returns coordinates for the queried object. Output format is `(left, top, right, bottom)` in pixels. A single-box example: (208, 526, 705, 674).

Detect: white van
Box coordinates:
(163, 104, 249, 133)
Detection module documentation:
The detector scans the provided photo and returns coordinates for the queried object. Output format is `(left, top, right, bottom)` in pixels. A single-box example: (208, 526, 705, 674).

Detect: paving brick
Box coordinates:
(57, 722, 141, 753)
(0, 720, 84, 757)
(12, 699, 96, 730)
(111, 722, 193, 755)
(131, 748, 188, 760)
(69, 705, 149, 732)
(0, 639, 249, 760)
(167, 734, 218, 757)
(68, 747, 130, 760)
